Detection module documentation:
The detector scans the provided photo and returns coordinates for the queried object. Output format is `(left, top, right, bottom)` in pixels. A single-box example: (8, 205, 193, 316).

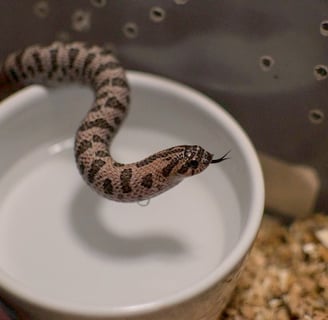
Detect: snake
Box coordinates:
(0, 42, 229, 202)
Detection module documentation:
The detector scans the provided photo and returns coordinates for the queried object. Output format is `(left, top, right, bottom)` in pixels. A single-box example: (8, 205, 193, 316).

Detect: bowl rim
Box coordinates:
(0, 70, 264, 317)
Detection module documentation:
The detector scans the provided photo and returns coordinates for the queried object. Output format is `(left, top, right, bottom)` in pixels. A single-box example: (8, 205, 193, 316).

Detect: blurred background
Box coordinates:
(0, 0, 328, 217)
(1, 2, 328, 319)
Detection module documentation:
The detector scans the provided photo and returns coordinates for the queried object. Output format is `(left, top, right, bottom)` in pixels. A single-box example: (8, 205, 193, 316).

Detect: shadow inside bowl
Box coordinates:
(69, 185, 189, 259)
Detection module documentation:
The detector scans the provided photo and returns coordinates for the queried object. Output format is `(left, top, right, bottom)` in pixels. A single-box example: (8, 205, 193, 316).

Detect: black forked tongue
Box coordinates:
(211, 150, 231, 164)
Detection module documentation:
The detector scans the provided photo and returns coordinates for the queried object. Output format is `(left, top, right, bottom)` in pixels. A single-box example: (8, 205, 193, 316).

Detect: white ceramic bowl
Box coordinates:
(0, 72, 264, 319)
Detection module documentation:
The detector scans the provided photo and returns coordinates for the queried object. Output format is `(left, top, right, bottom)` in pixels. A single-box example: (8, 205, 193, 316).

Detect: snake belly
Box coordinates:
(0, 42, 217, 202)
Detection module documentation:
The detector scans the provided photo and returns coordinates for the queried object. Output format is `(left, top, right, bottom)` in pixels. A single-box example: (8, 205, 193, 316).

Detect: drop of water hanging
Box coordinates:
(137, 199, 150, 207)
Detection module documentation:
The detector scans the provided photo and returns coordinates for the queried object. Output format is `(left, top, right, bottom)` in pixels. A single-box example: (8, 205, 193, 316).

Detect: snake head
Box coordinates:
(172, 145, 213, 177)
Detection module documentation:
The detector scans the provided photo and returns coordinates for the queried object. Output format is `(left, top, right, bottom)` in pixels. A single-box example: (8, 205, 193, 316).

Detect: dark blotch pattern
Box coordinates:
(113, 162, 124, 167)
(15, 51, 27, 79)
(177, 164, 189, 175)
(92, 134, 107, 144)
(14, 51, 24, 70)
(79, 118, 114, 132)
(120, 168, 132, 193)
(136, 154, 157, 168)
(82, 52, 96, 77)
(112, 77, 128, 88)
(89, 103, 102, 113)
(105, 96, 126, 112)
(27, 65, 35, 77)
(9, 68, 19, 82)
(75, 139, 92, 158)
(94, 61, 120, 77)
(114, 116, 122, 125)
(32, 52, 43, 73)
(68, 47, 79, 69)
(87, 159, 106, 183)
(103, 178, 113, 195)
(96, 78, 110, 90)
(141, 173, 153, 189)
(95, 150, 109, 157)
(96, 91, 108, 100)
(162, 158, 180, 177)
(61, 66, 67, 76)
(49, 48, 59, 76)
(136, 148, 184, 168)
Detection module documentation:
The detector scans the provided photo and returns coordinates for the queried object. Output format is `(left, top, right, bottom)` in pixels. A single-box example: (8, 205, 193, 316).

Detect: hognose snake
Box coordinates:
(0, 42, 229, 202)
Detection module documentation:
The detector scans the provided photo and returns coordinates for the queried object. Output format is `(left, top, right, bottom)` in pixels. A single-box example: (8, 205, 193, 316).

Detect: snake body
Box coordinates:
(0, 42, 227, 202)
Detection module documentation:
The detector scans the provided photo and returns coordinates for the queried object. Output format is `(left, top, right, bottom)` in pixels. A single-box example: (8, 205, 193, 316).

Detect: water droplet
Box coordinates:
(48, 138, 73, 155)
(137, 199, 150, 207)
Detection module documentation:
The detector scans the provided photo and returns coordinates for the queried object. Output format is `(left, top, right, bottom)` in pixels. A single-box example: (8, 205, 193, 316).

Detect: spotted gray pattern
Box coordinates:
(0, 42, 217, 202)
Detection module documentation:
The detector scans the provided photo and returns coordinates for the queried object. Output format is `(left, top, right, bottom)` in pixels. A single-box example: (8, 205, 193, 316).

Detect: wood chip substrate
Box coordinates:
(222, 214, 328, 320)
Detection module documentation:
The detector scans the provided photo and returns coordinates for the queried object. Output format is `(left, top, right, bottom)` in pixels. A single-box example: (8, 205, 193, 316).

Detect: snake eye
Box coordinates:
(188, 160, 199, 169)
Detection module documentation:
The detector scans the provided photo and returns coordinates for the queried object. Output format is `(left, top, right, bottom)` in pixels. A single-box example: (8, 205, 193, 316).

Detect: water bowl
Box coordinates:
(0, 71, 264, 319)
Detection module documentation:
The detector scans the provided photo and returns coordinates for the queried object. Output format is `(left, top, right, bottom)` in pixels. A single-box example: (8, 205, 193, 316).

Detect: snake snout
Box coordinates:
(176, 147, 214, 177)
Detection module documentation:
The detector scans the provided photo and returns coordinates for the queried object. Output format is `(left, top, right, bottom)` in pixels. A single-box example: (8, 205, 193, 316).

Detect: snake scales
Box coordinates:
(0, 42, 228, 202)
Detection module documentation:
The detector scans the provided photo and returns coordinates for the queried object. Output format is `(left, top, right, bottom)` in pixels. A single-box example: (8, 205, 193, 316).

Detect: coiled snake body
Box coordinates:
(0, 42, 228, 202)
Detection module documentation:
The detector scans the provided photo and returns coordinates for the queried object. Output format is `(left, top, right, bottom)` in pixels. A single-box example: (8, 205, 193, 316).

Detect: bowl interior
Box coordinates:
(0, 72, 263, 314)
